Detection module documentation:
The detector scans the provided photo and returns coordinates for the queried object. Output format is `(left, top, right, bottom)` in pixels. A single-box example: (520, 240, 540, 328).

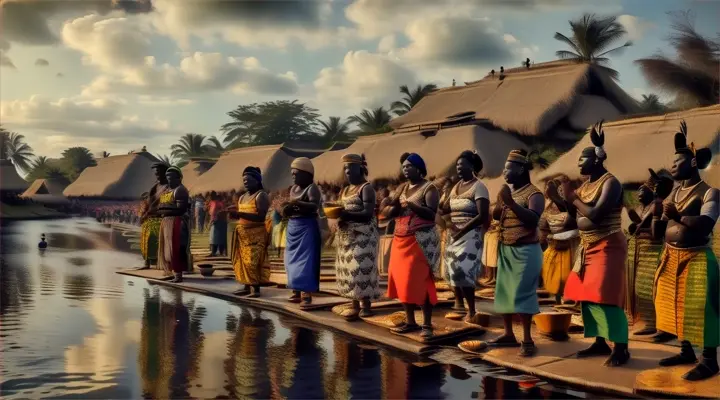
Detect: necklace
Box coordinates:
(674, 180, 702, 204)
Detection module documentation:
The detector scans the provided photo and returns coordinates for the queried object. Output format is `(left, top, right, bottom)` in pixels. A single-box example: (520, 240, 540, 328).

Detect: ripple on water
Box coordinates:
(67, 257, 91, 267)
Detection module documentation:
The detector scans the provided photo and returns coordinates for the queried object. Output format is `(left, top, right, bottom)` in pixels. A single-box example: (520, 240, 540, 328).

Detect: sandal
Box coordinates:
(519, 341, 537, 357)
(391, 323, 421, 334)
(358, 308, 374, 318)
(458, 340, 488, 354)
(445, 311, 466, 321)
(288, 292, 301, 303)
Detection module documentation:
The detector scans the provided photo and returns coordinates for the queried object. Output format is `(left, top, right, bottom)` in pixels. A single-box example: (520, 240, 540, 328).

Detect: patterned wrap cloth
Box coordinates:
(157, 187, 193, 275)
(541, 207, 579, 296)
(140, 217, 162, 264)
(231, 192, 272, 285)
(625, 208, 664, 329)
(386, 182, 440, 306)
(334, 183, 381, 301)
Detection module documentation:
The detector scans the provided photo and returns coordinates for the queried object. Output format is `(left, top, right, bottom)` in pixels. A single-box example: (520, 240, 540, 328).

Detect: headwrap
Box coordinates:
(506, 149, 529, 165)
(291, 157, 314, 175)
(403, 153, 427, 177)
(341, 153, 365, 165)
(166, 166, 183, 178)
(243, 166, 263, 185)
(152, 162, 169, 171)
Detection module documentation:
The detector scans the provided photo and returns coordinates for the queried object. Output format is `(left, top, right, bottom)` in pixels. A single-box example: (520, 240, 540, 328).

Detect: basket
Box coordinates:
(533, 311, 572, 340)
(323, 205, 343, 219)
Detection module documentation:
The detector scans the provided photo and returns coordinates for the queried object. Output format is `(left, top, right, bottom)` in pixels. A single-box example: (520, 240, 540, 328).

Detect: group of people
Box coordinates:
(136, 120, 718, 382)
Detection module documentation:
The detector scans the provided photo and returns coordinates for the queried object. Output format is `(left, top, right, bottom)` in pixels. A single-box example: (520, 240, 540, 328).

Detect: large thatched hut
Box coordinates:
(181, 158, 216, 192)
(0, 159, 29, 194)
(63, 151, 160, 199)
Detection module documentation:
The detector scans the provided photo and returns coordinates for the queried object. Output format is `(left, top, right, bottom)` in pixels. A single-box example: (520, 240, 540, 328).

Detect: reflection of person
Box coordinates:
(283, 157, 322, 306)
(384, 153, 440, 339)
(157, 166, 192, 283)
(225, 308, 273, 398)
(441, 151, 489, 323)
(561, 122, 629, 367)
(652, 121, 719, 381)
(231, 167, 271, 298)
(140, 163, 168, 269)
(335, 154, 380, 320)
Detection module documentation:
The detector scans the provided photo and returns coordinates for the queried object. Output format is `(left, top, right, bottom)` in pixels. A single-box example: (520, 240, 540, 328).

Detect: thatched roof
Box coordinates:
(181, 158, 216, 191)
(0, 159, 29, 192)
(63, 151, 160, 199)
(189, 145, 299, 195)
(313, 125, 527, 184)
(538, 105, 720, 184)
(389, 61, 640, 137)
(22, 178, 68, 197)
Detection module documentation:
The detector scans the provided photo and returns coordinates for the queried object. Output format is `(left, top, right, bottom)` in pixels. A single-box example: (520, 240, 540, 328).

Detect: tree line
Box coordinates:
(3, 11, 716, 183)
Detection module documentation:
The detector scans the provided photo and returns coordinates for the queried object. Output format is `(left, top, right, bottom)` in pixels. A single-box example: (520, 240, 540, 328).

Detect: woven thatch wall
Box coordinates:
(181, 159, 216, 191)
(0, 159, 29, 192)
(389, 62, 639, 137)
(538, 105, 720, 185)
(63, 151, 159, 199)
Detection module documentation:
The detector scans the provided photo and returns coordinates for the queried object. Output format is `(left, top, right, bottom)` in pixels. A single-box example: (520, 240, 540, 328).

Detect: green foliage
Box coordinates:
(623, 188, 640, 208)
(390, 84, 438, 116)
(60, 147, 97, 182)
(318, 117, 351, 143)
(221, 100, 321, 147)
(348, 107, 393, 135)
(639, 94, 667, 113)
(170, 133, 222, 163)
(0, 126, 34, 173)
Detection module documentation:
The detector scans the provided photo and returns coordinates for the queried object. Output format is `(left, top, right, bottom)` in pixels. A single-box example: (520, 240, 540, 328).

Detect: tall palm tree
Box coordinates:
(635, 11, 719, 108)
(390, 84, 438, 116)
(0, 126, 34, 173)
(554, 13, 632, 79)
(154, 154, 174, 166)
(348, 107, 393, 135)
(639, 94, 667, 113)
(170, 133, 213, 162)
(204, 136, 225, 157)
(318, 117, 351, 142)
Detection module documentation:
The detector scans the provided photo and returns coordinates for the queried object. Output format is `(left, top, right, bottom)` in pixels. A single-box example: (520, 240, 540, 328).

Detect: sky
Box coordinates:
(0, 0, 718, 159)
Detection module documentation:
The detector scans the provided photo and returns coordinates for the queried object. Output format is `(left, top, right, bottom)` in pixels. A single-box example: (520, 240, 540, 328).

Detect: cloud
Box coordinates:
(136, 95, 195, 106)
(617, 14, 653, 41)
(56, 72, 64, 78)
(0, 38, 15, 69)
(34, 58, 49, 66)
(0, 0, 151, 46)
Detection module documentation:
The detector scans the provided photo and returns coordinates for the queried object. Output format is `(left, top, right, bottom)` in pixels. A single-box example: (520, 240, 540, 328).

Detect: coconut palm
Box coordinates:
(639, 94, 667, 113)
(0, 126, 34, 173)
(554, 13, 632, 79)
(154, 154, 174, 166)
(635, 11, 719, 108)
(390, 84, 438, 116)
(170, 133, 214, 162)
(318, 117, 351, 142)
(61, 147, 97, 181)
(348, 107, 393, 135)
(204, 136, 225, 157)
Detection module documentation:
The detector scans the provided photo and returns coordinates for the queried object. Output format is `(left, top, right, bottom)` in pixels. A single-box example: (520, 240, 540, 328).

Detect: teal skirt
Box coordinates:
(494, 242, 542, 315)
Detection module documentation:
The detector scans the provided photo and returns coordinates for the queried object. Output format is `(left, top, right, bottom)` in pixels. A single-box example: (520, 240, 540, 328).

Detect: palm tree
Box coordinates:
(204, 136, 225, 157)
(318, 117, 351, 142)
(639, 94, 667, 113)
(61, 147, 97, 181)
(154, 154, 174, 166)
(0, 126, 34, 173)
(390, 84, 438, 116)
(348, 107, 393, 135)
(26, 156, 50, 181)
(170, 133, 214, 162)
(635, 11, 719, 108)
(554, 13, 632, 79)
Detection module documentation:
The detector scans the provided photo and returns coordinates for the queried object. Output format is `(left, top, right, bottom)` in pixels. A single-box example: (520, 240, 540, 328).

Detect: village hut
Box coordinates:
(0, 159, 30, 194)
(313, 125, 527, 184)
(389, 61, 640, 148)
(181, 158, 216, 192)
(21, 178, 70, 205)
(63, 151, 160, 199)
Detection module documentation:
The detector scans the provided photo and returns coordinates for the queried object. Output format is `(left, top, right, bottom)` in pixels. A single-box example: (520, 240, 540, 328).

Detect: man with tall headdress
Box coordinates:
(652, 121, 719, 381)
(139, 162, 169, 269)
(558, 121, 630, 367)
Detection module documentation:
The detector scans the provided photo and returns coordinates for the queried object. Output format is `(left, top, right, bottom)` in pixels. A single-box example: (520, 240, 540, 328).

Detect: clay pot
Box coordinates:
(198, 264, 215, 277)
(323, 205, 343, 219)
(533, 311, 572, 341)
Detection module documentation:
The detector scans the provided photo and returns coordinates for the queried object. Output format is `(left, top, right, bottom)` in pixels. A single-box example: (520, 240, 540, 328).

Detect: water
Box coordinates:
(0, 218, 586, 399)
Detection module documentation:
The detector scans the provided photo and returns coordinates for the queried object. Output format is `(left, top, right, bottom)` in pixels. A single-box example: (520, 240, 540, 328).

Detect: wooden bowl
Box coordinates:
(323, 206, 343, 219)
(533, 311, 572, 341)
(198, 264, 215, 277)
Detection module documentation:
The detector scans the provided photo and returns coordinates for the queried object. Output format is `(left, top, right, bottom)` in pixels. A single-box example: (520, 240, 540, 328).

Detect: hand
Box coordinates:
(499, 184, 513, 205)
(545, 180, 558, 198)
(562, 181, 577, 203)
(652, 198, 664, 218)
(663, 203, 680, 221)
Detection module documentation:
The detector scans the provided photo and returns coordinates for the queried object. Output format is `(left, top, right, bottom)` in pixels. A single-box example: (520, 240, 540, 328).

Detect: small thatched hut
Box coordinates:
(63, 151, 160, 199)
(313, 125, 527, 184)
(0, 159, 29, 193)
(389, 61, 640, 145)
(21, 178, 70, 205)
(181, 158, 216, 191)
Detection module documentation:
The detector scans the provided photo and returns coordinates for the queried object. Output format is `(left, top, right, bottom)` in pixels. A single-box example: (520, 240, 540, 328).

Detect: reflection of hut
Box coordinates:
(0, 159, 29, 193)
(181, 158, 216, 192)
(63, 151, 160, 199)
(21, 178, 70, 205)
(313, 125, 527, 184)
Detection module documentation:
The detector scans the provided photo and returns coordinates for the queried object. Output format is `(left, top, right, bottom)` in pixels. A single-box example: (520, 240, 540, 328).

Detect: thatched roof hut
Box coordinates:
(538, 105, 720, 185)
(389, 61, 640, 140)
(21, 178, 70, 205)
(313, 125, 527, 184)
(0, 159, 29, 193)
(181, 158, 216, 191)
(63, 151, 160, 199)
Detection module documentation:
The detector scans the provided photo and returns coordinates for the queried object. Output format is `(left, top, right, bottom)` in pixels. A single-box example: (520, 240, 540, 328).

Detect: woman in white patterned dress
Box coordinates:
(335, 153, 380, 321)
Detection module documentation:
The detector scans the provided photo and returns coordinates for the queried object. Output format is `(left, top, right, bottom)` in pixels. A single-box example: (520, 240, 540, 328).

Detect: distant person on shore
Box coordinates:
(208, 191, 227, 257)
(194, 194, 206, 233)
(282, 157, 322, 306)
(157, 166, 192, 283)
(334, 153, 380, 321)
(38, 234, 47, 249)
(230, 167, 271, 298)
(139, 163, 168, 269)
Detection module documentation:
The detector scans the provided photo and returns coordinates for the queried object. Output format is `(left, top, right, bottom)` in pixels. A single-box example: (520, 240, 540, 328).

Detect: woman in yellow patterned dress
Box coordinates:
(231, 167, 271, 298)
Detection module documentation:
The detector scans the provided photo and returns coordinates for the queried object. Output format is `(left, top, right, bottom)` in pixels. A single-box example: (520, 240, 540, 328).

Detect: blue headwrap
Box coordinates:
(405, 153, 427, 177)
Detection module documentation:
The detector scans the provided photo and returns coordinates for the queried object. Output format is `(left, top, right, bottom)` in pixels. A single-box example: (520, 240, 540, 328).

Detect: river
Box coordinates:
(0, 218, 588, 399)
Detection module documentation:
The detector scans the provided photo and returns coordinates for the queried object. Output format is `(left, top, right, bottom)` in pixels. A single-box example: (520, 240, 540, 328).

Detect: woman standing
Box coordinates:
(283, 157, 322, 306)
(442, 151, 490, 322)
(231, 167, 271, 298)
(208, 191, 227, 257)
(384, 153, 440, 339)
(157, 166, 193, 283)
(335, 154, 380, 320)
(195, 195, 206, 233)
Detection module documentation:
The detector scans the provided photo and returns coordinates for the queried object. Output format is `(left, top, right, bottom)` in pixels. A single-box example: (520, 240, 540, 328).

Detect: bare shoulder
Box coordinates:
(604, 175, 622, 191)
(703, 187, 720, 203)
(175, 185, 189, 199)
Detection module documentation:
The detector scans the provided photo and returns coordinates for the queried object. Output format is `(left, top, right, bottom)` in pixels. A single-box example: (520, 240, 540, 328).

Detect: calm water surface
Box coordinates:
(0, 218, 586, 399)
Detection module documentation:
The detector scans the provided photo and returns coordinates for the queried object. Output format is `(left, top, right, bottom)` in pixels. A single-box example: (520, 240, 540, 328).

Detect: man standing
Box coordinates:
(139, 162, 168, 269)
(652, 121, 719, 381)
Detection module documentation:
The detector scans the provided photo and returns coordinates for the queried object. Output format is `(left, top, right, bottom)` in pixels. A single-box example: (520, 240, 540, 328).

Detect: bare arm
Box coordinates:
(627, 208, 641, 224)
(675, 189, 719, 235)
(572, 178, 622, 223)
(237, 192, 269, 222)
(455, 198, 490, 239)
(291, 185, 321, 215)
(505, 192, 544, 227)
(407, 185, 438, 221)
(341, 184, 376, 222)
(163, 186, 189, 217)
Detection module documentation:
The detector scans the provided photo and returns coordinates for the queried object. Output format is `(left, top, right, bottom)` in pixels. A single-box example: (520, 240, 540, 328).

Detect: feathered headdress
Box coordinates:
(590, 120, 606, 160)
(674, 120, 696, 156)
